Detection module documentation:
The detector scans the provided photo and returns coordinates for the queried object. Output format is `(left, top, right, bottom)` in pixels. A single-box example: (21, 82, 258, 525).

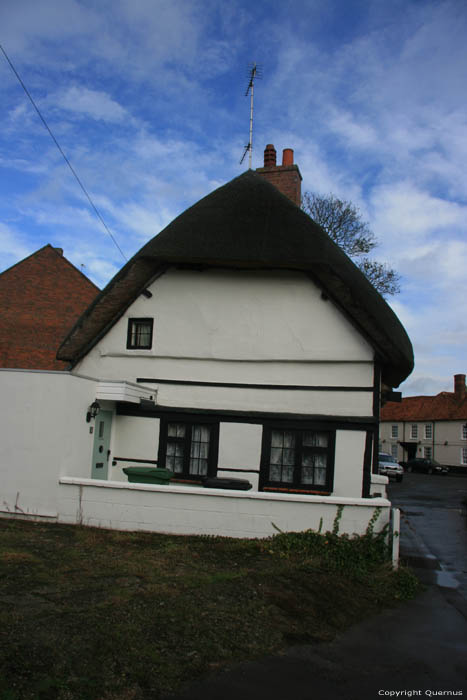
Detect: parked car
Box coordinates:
(378, 452, 404, 482)
(400, 458, 449, 475)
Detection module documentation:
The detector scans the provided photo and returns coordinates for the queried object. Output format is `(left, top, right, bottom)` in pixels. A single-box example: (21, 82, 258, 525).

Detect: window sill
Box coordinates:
(263, 486, 331, 496)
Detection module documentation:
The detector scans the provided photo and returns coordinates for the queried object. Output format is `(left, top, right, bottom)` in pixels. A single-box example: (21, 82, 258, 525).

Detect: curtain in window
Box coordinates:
(190, 425, 211, 475)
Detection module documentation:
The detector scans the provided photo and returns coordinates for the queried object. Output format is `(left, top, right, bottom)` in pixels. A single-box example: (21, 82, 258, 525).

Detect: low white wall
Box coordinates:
(370, 473, 388, 498)
(0, 369, 97, 518)
(59, 477, 390, 538)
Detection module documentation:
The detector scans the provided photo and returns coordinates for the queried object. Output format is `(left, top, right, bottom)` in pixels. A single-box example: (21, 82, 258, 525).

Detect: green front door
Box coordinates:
(91, 410, 112, 479)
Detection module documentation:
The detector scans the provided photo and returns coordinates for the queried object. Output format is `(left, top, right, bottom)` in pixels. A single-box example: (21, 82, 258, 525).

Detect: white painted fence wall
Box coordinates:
(59, 477, 391, 539)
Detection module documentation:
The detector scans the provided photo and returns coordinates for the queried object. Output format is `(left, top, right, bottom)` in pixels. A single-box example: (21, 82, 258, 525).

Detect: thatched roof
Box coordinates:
(58, 170, 413, 386)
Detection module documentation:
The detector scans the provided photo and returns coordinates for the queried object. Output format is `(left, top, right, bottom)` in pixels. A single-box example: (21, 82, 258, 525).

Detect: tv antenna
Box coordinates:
(240, 62, 262, 168)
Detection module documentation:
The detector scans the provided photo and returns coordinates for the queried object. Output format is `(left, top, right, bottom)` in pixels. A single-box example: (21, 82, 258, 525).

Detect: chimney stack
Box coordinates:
(454, 374, 466, 401)
(256, 144, 302, 207)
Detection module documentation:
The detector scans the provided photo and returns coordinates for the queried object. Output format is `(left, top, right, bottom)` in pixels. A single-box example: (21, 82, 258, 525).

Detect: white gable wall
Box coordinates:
(72, 268, 377, 499)
(75, 268, 374, 416)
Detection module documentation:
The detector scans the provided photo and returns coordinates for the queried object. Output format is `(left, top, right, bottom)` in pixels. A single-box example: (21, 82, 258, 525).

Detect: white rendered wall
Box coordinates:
(110, 415, 160, 482)
(75, 268, 375, 419)
(0, 369, 97, 519)
(217, 423, 262, 490)
(59, 477, 391, 539)
(333, 430, 367, 498)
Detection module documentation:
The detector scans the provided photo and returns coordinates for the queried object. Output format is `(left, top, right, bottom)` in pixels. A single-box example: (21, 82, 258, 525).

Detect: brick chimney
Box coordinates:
(256, 144, 302, 207)
(454, 374, 466, 401)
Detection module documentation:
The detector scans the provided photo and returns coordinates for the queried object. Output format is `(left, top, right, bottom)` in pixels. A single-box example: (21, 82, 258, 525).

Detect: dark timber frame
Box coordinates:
(116, 403, 377, 496)
(126, 318, 154, 350)
(157, 415, 220, 482)
(259, 423, 336, 495)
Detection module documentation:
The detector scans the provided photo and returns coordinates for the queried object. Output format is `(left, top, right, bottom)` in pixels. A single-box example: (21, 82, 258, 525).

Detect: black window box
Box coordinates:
(203, 477, 252, 491)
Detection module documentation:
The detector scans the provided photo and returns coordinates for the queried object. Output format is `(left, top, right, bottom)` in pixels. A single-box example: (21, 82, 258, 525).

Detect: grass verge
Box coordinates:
(0, 517, 419, 700)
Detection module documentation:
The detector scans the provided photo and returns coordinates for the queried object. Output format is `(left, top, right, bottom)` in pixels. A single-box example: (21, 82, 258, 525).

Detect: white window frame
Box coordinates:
(410, 424, 418, 439)
(391, 425, 398, 439)
(462, 447, 467, 465)
(424, 446, 432, 460)
(391, 444, 398, 459)
(424, 424, 432, 440)
(462, 424, 467, 441)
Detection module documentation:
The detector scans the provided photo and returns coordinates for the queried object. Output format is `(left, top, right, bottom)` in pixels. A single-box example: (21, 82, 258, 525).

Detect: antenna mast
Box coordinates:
(240, 62, 262, 168)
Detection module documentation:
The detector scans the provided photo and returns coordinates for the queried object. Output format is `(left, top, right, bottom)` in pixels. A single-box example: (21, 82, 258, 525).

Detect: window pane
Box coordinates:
(283, 431, 295, 448)
(168, 423, 185, 438)
(269, 464, 282, 481)
(303, 431, 328, 447)
(270, 447, 282, 465)
(271, 430, 284, 447)
(199, 442, 209, 459)
(300, 452, 327, 486)
(283, 448, 295, 465)
(314, 453, 327, 469)
(314, 468, 326, 486)
(301, 450, 314, 467)
(301, 467, 314, 484)
(281, 466, 294, 483)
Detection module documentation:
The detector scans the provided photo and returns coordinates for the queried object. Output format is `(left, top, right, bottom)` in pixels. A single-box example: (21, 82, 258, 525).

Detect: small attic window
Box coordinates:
(127, 318, 153, 350)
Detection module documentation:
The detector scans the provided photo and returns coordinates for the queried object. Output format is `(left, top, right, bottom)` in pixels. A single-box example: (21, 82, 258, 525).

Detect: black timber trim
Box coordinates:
(218, 467, 260, 474)
(372, 362, 381, 477)
(112, 457, 158, 464)
(116, 402, 376, 429)
(362, 431, 373, 498)
(136, 377, 373, 392)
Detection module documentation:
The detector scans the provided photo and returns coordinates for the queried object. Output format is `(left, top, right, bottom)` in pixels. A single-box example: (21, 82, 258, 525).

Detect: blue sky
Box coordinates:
(1, 0, 466, 396)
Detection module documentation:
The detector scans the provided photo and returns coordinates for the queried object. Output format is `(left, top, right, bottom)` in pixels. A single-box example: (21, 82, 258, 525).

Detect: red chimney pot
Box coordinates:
(282, 148, 294, 166)
(256, 144, 302, 206)
(264, 144, 277, 167)
(454, 374, 466, 400)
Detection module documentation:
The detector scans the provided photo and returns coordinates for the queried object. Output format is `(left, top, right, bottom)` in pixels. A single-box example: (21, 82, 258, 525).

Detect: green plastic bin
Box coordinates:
(123, 467, 173, 484)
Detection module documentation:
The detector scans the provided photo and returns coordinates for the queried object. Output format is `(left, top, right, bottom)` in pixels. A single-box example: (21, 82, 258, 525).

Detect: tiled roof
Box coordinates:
(381, 392, 467, 421)
(0, 245, 99, 370)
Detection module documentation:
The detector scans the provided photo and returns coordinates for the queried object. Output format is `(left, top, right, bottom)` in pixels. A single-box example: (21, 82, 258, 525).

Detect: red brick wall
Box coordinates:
(0, 245, 99, 370)
(255, 164, 302, 206)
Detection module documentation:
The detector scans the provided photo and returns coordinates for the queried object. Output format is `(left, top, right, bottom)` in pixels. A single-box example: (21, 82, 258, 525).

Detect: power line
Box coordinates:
(0, 43, 127, 262)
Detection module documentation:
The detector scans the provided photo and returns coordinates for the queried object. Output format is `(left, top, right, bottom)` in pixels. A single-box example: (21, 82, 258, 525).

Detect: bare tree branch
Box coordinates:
(301, 191, 400, 297)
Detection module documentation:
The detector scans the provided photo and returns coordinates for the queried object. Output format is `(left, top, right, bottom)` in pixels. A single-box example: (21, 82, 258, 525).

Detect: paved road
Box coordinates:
(388, 472, 467, 605)
(167, 475, 467, 700)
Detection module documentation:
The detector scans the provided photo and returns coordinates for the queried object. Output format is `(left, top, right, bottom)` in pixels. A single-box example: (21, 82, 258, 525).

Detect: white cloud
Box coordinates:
(0, 222, 32, 267)
(52, 86, 129, 123)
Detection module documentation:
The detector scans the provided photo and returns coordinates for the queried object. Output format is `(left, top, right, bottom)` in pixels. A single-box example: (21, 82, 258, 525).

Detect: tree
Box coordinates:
(301, 191, 400, 297)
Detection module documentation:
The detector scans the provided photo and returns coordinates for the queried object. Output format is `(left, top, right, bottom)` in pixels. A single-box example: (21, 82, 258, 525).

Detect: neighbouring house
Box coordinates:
(0, 244, 99, 370)
(380, 374, 467, 472)
(1, 146, 413, 540)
